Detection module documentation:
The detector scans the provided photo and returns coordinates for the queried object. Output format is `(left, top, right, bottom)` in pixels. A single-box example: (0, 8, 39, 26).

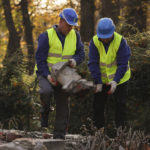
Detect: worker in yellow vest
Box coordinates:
(35, 8, 85, 139)
(88, 17, 131, 129)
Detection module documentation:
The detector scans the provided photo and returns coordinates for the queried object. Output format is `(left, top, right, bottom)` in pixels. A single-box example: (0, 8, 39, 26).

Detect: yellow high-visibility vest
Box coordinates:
(93, 32, 131, 84)
(35, 27, 77, 72)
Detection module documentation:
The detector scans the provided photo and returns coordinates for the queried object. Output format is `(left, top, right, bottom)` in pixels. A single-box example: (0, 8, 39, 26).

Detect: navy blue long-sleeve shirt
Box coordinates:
(88, 36, 131, 84)
(35, 25, 85, 77)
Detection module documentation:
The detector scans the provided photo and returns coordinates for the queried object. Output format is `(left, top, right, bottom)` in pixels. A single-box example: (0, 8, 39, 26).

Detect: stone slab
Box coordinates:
(0, 138, 66, 150)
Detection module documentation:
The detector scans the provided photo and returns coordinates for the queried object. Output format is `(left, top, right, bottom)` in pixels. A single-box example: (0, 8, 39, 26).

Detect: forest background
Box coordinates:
(0, 0, 150, 136)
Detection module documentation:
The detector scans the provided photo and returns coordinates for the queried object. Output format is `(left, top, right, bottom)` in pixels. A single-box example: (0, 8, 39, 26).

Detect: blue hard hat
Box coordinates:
(96, 18, 115, 39)
(59, 8, 78, 26)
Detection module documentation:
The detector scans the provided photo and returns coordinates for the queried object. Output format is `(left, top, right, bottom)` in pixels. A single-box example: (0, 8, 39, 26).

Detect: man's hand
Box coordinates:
(69, 59, 76, 68)
(95, 84, 103, 93)
(107, 81, 117, 94)
(47, 75, 58, 86)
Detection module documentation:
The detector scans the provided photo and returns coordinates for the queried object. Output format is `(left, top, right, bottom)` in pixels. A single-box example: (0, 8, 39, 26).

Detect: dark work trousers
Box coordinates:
(38, 75, 70, 137)
(93, 81, 128, 129)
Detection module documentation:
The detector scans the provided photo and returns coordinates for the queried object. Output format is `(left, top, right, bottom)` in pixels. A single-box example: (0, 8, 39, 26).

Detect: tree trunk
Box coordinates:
(146, 1, 150, 31)
(125, 0, 147, 31)
(20, 0, 35, 75)
(2, 0, 21, 61)
(101, 0, 120, 24)
(80, 0, 95, 42)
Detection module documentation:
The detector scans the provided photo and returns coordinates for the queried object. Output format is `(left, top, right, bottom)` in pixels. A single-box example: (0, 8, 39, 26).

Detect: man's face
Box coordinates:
(100, 35, 113, 44)
(58, 18, 73, 35)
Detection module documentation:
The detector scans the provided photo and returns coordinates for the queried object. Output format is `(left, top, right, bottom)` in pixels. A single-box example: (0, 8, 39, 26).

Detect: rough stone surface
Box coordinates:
(0, 129, 81, 150)
(0, 138, 47, 150)
(0, 138, 67, 150)
(40, 139, 65, 150)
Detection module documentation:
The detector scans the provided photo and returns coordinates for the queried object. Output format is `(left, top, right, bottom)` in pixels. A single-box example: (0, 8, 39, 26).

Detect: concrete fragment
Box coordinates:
(51, 62, 95, 93)
(40, 139, 65, 150)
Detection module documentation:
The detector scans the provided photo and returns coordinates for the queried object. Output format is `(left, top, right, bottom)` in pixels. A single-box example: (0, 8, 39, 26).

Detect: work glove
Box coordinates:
(95, 84, 103, 93)
(69, 59, 76, 68)
(107, 81, 117, 94)
(47, 75, 58, 86)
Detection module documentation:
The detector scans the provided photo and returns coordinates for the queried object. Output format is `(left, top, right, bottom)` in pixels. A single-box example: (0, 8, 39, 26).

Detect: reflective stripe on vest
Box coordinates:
(48, 53, 73, 59)
(47, 28, 77, 71)
(34, 28, 77, 72)
(93, 32, 131, 85)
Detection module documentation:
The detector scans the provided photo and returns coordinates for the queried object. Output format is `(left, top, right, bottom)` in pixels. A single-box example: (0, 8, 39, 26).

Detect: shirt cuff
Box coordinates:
(114, 76, 120, 83)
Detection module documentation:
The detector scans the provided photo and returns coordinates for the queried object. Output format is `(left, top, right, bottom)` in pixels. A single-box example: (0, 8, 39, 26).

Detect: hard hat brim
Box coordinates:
(97, 29, 114, 39)
(59, 13, 78, 26)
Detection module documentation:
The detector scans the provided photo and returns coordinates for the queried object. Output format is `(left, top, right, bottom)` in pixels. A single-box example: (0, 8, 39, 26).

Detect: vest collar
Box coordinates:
(98, 35, 114, 46)
(53, 25, 66, 38)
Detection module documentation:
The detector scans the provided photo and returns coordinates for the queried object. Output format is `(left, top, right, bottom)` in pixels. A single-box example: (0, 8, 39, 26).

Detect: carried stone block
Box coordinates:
(51, 62, 95, 93)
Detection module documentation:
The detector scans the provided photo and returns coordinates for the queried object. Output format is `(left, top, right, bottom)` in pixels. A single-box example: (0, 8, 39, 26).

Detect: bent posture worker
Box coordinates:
(88, 17, 131, 129)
